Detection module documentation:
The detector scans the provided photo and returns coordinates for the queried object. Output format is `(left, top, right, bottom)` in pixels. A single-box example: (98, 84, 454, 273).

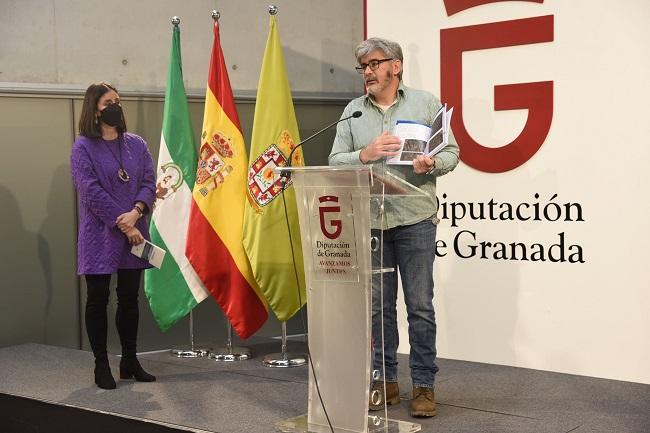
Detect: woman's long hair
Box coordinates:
(78, 82, 127, 138)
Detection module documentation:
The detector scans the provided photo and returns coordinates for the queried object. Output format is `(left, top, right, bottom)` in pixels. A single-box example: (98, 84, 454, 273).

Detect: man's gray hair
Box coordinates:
(354, 37, 403, 79)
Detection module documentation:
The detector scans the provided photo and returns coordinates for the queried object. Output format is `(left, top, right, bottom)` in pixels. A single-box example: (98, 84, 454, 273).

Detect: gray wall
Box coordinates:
(0, 0, 364, 353)
(0, 97, 79, 348)
(0, 0, 364, 95)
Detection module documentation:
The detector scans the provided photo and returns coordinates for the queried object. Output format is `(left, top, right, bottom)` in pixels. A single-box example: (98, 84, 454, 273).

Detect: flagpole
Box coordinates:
(171, 310, 211, 358)
(146, 15, 210, 358)
(262, 321, 306, 368)
(202, 7, 253, 363)
(252, 4, 306, 369)
(208, 322, 252, 361)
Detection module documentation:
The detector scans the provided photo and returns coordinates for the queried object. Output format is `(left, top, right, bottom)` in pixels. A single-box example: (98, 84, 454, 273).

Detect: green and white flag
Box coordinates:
(144, 24, 209, 331)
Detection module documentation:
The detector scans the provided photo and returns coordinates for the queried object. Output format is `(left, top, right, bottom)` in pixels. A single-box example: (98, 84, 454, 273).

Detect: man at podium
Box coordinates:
(329, 37, 459, 417)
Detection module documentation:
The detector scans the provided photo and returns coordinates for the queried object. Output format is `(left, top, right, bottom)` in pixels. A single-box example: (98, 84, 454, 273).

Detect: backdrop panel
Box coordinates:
(367, 0, 650, 384)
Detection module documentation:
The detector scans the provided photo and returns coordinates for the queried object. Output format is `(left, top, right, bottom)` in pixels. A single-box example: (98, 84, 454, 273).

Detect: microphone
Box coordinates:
(284, 110, 363, 171)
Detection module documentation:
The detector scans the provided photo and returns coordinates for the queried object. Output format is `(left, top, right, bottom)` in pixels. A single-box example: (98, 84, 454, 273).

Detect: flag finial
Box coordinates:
(211, 10, 220, 21)
(268, 5, 278, 15)
(171, 16, 180, 27)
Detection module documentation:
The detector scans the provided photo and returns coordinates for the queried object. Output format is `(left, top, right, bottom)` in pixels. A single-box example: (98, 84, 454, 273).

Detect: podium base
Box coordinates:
(263, 353, 307, 368)
(276, 414, 421, 433)
(208, 346, 251, 362)
(170, 348, 210, 358)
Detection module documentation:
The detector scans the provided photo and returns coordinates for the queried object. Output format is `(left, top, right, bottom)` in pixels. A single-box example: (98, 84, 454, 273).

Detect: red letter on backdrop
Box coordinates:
(443, 0, 543, 16)
(441, 15, 554, 173)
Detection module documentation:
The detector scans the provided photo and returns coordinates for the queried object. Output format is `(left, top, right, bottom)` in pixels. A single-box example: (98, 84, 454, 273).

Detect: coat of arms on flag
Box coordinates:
(196, 131, 234, 197)
(155, 162, 184, 203)
(247, 130, 297, 207)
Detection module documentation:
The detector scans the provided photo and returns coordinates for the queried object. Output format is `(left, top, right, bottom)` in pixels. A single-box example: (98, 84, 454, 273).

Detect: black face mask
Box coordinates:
(99, 103, 123, 127)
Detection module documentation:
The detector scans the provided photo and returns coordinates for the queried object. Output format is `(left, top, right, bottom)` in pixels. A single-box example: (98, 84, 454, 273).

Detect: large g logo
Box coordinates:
(318, 196, 342, 240)
(441, 14, 554, 173)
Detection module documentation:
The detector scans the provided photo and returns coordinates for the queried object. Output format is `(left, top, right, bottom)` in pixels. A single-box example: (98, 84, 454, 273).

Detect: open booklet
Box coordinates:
(131, 240, 166, 269)
(387, 104, 453, 165)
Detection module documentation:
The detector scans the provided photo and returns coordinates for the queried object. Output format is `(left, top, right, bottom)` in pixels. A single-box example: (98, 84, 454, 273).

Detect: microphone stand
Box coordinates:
(280, 111, 362, 184)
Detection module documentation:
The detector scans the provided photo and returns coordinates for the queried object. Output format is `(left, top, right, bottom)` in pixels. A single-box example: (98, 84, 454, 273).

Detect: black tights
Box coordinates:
(85, 269, 142, 364)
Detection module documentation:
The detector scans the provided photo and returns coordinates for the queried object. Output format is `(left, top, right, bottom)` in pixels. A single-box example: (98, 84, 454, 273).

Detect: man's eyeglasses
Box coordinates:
(355, 58, 393, 74)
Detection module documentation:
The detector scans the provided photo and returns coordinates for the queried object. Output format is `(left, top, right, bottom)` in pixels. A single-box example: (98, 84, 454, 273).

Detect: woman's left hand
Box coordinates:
(116, 209, 140, 233)
(125, 227, 145, 246)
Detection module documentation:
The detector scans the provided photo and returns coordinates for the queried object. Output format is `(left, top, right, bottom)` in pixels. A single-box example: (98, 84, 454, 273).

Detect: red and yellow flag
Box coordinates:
(186, 19, 268, 338)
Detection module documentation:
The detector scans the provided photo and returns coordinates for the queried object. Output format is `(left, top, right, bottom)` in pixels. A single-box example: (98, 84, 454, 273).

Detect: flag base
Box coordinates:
(208, 346, 251, 362)
(263, 352, 307, 368)
(170, 347, 211, 358)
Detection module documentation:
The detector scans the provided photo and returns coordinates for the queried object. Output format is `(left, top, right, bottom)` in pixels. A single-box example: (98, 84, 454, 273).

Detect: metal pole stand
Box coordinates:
(171, 311, 211, 358)
(262, 321, 307, 368)
(208, 322, 251, 361)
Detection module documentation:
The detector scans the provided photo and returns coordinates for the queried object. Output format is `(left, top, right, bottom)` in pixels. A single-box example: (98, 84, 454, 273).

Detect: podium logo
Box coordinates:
(441, 1, 554, 173)
(318, 196, 342, 240)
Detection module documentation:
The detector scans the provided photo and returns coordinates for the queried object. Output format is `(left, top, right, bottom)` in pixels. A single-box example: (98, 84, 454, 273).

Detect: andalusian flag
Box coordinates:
(185, 19, 268, 338)
(243, 15, 306, 322)
(144, 24, 210, 331)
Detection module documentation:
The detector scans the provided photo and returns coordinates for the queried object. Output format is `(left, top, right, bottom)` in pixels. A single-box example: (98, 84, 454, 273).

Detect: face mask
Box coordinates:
(99, 103, 123, 127)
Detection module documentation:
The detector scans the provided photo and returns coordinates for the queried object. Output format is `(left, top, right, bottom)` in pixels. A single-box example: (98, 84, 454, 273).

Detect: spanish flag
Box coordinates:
(185, 18, 268, 338)
(243, 14, 306, 322)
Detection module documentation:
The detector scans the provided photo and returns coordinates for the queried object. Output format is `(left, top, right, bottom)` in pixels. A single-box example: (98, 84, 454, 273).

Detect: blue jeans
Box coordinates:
(371, 219, 438, 388)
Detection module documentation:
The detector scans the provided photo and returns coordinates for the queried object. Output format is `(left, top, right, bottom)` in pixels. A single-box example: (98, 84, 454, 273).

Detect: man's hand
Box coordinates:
(124, 227, 145, 246)
(360, 131, 401, 163)
(413, 155, 435, 174)
(116, 209, 140, 233)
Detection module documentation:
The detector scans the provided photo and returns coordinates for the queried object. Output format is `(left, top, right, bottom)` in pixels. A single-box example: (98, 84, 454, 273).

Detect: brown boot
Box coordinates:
(368, 381, 400, 411)
(410, 386, 436, 417)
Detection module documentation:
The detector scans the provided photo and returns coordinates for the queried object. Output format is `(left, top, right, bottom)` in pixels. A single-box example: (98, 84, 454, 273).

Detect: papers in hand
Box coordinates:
(131, 240, 166, 269)
(387, 104, 453, 165)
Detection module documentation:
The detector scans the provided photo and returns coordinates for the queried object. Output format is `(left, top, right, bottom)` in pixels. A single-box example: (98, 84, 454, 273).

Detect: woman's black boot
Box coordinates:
(119, 358, 156, 382)
(85, 274, 114, 389)
(94, 361, 117, 389)
(115, 270, 154, 382)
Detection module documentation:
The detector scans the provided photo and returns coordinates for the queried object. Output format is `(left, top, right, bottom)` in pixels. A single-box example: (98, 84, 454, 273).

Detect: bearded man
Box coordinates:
(329, 37, 460, 418)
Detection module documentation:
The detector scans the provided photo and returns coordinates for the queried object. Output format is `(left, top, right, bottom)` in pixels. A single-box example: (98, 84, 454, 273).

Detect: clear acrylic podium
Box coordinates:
(274, 164, 427, 433)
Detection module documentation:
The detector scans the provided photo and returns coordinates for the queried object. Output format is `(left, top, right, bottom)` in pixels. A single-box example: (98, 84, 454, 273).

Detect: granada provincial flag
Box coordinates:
(144, 23, 210, 331)
(185, 18, 268, 338)
(243, 15, 306, 322)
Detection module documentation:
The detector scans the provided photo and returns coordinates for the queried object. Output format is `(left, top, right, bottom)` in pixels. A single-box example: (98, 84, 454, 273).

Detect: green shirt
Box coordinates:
(329, 83, 460, 229)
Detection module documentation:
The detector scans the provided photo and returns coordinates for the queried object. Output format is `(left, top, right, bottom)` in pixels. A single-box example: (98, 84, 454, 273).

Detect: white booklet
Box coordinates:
(387, 104, 453, 165)
(131, 240, 166, 269)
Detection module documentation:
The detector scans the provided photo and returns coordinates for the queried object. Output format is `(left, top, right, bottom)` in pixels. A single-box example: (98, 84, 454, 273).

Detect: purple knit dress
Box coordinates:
(70, 133, 156, 275)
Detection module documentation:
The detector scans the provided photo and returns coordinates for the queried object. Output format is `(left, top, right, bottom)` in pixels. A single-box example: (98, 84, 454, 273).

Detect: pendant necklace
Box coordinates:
(103, 135, 130, 182)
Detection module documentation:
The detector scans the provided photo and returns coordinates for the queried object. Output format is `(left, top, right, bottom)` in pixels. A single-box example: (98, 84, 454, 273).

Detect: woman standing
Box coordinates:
(71, 82, 157, 389)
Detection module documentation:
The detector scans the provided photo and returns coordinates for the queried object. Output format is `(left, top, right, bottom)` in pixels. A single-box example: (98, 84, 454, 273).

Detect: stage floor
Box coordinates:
(0, 341, 648, 433)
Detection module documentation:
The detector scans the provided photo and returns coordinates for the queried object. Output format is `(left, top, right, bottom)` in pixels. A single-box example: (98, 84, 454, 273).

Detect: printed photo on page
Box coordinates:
(387, 104, 453, 165)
